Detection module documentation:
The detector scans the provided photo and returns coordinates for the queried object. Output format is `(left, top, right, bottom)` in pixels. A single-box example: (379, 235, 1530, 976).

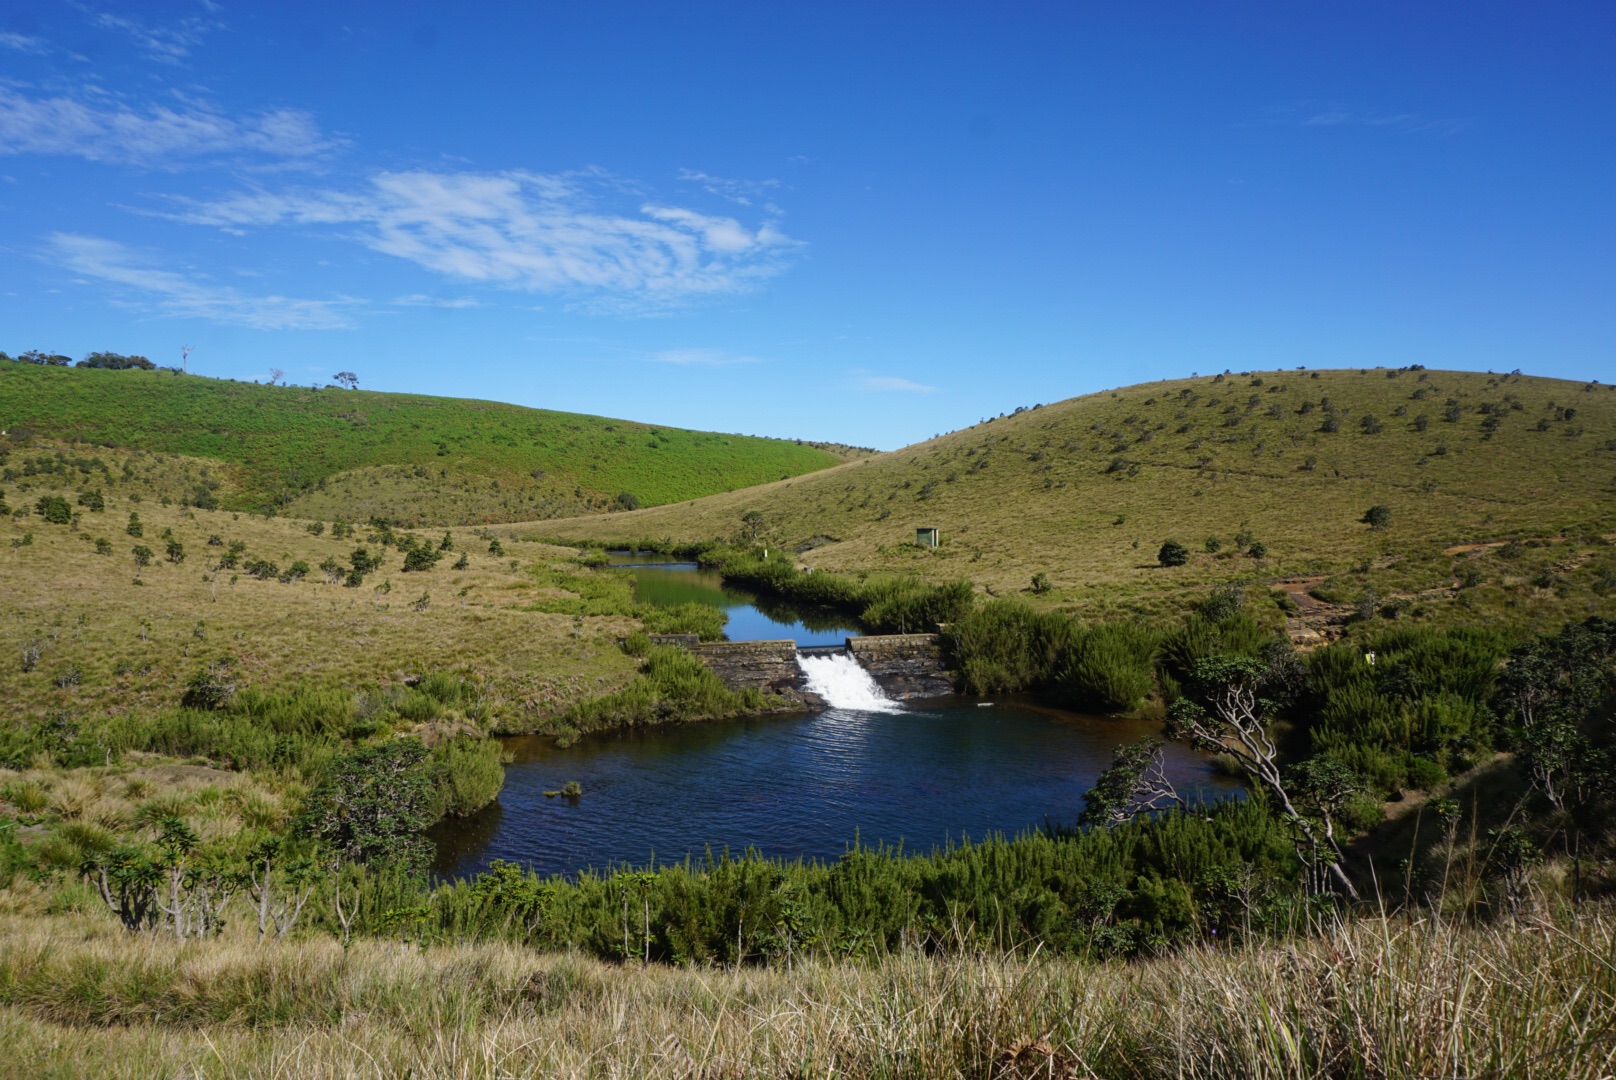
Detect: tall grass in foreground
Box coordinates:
(0, 904, 1611, 1078)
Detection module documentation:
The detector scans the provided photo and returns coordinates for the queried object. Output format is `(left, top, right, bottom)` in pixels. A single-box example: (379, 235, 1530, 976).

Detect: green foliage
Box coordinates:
(1058, 622, 1161, 712)
(364, 796, 1299, 961)
(181, 663, 236, 710)
(1157, 540, 1189, 567)
(640, 601, 728, 641)
(943, 602, 1159, 712)
(708, 548, 972, 634)
(1362, 505, 1392, 530)
(1158, 614, 1273, 686)
(0, 363, 840, 518)
(33, 495, 71, 524)
(401, 546, 442, 572)
(428, 737, 506, 818)
(1496, 616, 1616, 816)
(944, 599, 1075, 694)
(297, 740, 436, 875)
(563, 646, 771, 734)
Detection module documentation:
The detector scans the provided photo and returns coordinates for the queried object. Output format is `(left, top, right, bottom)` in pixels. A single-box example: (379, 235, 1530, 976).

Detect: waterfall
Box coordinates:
(797, 651, 902, 713)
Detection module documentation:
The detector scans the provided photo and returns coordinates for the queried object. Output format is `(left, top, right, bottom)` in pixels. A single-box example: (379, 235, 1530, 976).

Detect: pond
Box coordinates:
(431, 698, 1241, 879)
(430, 552, 1243, 879)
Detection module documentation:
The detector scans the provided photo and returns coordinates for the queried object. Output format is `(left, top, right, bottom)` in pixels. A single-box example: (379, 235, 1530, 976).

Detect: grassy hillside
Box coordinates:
(542, 367, 1616, 629)
(0, 481, 646, 723)
(0, 364, 845, 524)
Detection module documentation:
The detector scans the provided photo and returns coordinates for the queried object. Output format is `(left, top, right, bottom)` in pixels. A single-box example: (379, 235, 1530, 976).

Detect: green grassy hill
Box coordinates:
(0, 364, 845, 524)
(541, 367, 1616, 629)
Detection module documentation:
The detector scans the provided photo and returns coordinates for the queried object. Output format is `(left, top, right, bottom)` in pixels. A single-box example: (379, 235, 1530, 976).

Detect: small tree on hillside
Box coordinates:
(1361, 505, 1391, 530)
(1157, 539, 1189, 567)
(333, 371, 359, 390)
(34, 495, 71, 524)
(741, 509, 767, 542)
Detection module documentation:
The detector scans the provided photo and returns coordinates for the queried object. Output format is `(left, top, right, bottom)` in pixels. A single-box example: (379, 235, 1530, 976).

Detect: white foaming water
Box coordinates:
(797, 652, 903, 713)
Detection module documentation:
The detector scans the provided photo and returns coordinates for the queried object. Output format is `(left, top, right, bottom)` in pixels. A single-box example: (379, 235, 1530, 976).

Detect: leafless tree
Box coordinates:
(1079, 738, 1182, 828)
(268, 367, 285, 385)
(1167, 658, 1360, 900)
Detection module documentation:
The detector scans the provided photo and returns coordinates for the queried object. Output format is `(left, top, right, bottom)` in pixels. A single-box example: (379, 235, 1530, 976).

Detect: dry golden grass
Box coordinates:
(1, 481, 638, 722)
(0, 759, 293, 862)
(539, 368, 1616, 624)
(0, 901, 1612, 1078)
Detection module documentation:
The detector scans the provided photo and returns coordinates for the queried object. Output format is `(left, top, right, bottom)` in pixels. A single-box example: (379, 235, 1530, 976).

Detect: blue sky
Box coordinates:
(2, 2, 1611, 449)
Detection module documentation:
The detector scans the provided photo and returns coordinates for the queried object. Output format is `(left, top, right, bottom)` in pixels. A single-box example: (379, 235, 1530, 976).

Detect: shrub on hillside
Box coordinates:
(181, 663, 236, 710)
(1157, 540, 1189, 567)
(1362, 505, 1392, 530)
(33, 496, 70, 524)
(244, 558, 279, 580)
(76, 351, 154, 370)
(402, 547, 442, 572)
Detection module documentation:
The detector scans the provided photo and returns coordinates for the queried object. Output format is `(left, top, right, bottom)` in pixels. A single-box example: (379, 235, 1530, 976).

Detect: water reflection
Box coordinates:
(607, 551, 860, 646)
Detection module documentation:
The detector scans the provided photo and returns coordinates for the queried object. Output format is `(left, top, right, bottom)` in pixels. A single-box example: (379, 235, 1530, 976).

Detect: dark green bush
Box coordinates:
(1057, 622, 1161, 713)
(1157, 540, 1189, 567)
(944, 599, 1075, 694)
(33, 495, 70, 524)
(297, 740, 436, 875)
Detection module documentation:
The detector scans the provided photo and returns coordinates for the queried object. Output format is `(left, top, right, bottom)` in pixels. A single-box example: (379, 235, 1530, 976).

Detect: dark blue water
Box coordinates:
(607, 551, 861, 647)
(430, 553, 1240, 879)
(431, 699, 1241, 878)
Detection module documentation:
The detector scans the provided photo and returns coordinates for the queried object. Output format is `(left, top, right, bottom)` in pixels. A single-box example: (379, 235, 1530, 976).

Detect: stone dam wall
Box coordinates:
(848, 634, 953, 698)
(686, 640, 803, 694)
(650, 632, 953, 702)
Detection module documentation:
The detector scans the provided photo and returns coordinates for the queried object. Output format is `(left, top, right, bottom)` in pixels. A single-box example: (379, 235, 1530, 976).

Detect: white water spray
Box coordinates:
(797, 652, 903, 713)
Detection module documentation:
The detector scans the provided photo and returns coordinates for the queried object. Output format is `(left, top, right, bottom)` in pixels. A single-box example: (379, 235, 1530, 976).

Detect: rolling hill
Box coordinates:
(539, 367, 1616, 627)
(0, 363, 848, 524)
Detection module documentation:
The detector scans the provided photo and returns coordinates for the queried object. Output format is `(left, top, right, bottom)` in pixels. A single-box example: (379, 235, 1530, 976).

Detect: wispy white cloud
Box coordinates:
(391, 293, 480, 308)
(93, 11, 216, 63)
(1264, 103, 1468, 137)
(166, 169, 800, 311)
(0, 31, 47, 53)
(675, 169, 782, 207)
(645, 348, 760, 366)
(854, 374, 940, 394)
(49, 233, 359, 329)
(0, 86, 339, 166)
